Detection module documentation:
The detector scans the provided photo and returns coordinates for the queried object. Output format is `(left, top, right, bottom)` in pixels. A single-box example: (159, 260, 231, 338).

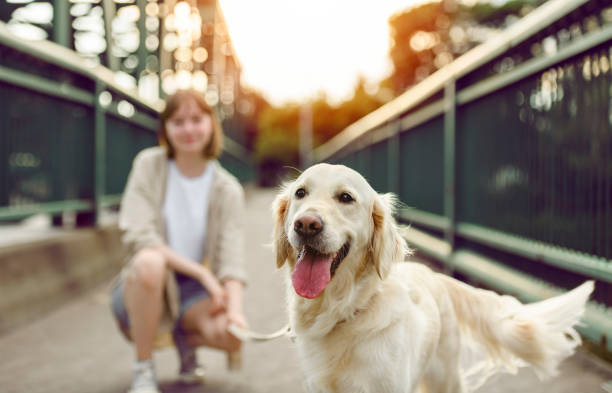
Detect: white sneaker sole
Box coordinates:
(177, 367, 206, 384)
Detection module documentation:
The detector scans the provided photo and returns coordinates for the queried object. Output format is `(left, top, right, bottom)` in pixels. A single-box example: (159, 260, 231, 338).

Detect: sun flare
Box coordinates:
(219, 0, 423, 105)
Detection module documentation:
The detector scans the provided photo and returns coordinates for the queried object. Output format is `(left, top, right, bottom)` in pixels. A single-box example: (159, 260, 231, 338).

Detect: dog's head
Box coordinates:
(273, 163, 407, 299)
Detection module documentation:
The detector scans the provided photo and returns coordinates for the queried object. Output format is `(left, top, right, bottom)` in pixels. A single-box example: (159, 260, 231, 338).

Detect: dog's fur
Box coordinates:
(273, 163, 593, 393)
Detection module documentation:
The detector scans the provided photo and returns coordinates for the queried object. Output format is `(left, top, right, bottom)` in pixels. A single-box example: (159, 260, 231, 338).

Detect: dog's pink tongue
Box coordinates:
(292, 251, 332, 299)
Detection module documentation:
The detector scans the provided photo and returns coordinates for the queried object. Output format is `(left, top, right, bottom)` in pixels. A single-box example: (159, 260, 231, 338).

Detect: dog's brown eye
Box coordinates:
(338, 192, 354, 203)
(295, 188, 307, 199)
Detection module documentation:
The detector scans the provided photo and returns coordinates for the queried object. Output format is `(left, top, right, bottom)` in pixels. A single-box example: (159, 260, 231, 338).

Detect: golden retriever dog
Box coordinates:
(272, 163, 593, 393)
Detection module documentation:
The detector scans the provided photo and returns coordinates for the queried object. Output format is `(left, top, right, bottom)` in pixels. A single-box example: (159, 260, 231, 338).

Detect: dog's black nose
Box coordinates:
(294, 214, 323, 237)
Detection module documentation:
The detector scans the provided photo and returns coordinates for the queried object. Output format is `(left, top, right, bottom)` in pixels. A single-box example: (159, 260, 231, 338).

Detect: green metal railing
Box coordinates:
(0, 22, 253, 225)
(314, 0, 612, 352)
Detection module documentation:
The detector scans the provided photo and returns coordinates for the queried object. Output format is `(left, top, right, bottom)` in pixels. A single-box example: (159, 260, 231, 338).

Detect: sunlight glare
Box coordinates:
(219, 0, 423, 105)
(12, 2, 53, 24)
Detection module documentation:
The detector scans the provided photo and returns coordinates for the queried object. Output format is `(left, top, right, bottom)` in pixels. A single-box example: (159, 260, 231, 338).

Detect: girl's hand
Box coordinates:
(199, 268, 226, 314)
(227, 310, 248, 329)
(223, 279, 247, 329)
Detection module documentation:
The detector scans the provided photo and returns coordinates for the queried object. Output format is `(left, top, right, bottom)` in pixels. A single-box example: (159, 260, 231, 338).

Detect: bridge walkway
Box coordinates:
(0, 188, 610, 393)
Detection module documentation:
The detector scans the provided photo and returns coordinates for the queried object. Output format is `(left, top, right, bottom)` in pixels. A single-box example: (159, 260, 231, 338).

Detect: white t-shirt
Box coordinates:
(163, 161, 215, 264)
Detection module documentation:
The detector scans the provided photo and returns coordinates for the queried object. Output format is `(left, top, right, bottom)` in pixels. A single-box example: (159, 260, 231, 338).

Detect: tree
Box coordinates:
(254, 103, 301, 185)
(251, 0, 549, 187)
(252, 77, 385, 186)
(388, 0, 545, 95)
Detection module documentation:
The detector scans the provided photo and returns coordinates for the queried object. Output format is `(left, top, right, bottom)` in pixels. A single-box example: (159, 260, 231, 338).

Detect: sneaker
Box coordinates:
(128, 360, 160, 393)
(174, 330, 205, 384)
(177, 363, 206, 384)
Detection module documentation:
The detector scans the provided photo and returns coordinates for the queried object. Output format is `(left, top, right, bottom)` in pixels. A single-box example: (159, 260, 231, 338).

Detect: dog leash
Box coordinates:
(228, 323, 292, 342)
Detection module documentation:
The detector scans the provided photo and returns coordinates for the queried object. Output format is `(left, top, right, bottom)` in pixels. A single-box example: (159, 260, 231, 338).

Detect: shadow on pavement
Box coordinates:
(159, 379, 250, 393)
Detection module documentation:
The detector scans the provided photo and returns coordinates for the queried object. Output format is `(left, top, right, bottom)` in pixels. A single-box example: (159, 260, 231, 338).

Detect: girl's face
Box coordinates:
(165, 98, 213, 156)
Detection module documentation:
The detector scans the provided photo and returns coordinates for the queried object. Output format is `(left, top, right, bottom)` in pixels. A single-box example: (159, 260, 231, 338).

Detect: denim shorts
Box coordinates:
(111, 272, 210, 331)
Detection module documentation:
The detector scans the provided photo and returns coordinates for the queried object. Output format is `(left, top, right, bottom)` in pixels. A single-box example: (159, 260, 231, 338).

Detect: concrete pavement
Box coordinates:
(0, 188, 610, 393)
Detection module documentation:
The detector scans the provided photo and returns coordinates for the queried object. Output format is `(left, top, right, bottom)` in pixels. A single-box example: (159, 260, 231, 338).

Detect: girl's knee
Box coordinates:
(127, 248, 167, 290)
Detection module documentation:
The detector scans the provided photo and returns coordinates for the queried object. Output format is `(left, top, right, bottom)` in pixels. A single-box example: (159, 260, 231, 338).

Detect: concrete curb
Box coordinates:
(0, 225, 124, 334)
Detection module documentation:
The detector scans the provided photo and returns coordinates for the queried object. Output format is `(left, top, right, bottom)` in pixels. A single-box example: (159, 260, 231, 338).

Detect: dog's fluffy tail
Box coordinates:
(439, 275, 593, 387)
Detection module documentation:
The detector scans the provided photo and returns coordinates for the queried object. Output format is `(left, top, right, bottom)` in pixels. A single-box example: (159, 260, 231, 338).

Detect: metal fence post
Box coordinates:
(94, 82, 107, 226)
(52, 0, 70, 48)
(0, 104, 6, 207)
(136, 0, 148, 81)
(388, 120, 401, 195)
(102, 0, 119, 72)
(444, 80, 456, 271)
(299, 102, 313, 169)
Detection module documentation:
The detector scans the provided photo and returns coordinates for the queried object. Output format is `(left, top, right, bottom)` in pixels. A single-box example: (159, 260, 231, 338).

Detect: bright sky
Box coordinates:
(219, 0, 424, 105)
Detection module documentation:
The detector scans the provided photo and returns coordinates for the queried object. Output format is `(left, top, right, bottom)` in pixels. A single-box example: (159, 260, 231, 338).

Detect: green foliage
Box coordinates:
(255, 102, 300, 162)
(469, 0, 540, 25)
(389, 2, 450, 92)
(254, 126, 299, 164)
(258, 103, 301, 137)
(253, 104, 301, 184)
(313, 79, 385, 145)
(388, 0, 545, 95)
(252, 78, 384, 179)
(250, 0, 548, 185)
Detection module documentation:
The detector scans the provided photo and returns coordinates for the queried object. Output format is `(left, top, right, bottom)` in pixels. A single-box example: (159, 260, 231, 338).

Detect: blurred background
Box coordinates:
(1, 0, 568, 185)
(1, 0, 612, 391)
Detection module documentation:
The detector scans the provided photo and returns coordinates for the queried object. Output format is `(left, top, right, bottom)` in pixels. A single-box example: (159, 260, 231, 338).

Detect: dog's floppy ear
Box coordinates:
(272, 189, 291, 268)
(370, 193, 408, 279)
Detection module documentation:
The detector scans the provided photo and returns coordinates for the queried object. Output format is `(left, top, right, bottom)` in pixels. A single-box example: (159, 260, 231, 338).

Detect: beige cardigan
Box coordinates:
(118, 146, 247, 327)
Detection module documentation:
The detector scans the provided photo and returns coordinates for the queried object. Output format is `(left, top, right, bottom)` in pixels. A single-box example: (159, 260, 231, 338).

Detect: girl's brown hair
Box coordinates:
(159, 89, 224, 159)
